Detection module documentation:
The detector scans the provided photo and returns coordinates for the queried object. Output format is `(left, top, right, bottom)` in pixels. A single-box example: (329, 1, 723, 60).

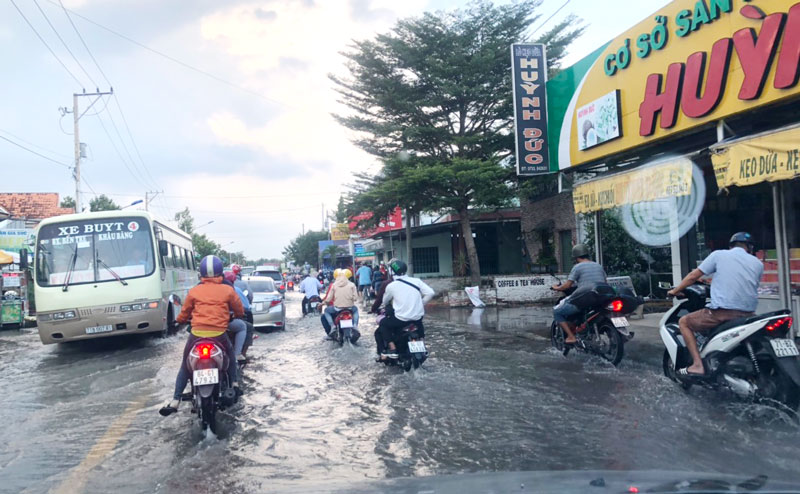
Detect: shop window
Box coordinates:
(559, 230, 573, 272)
(413, 247, 439, 274)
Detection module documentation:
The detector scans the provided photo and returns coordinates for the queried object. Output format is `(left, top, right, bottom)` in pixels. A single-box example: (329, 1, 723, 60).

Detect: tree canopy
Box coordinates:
(89, 194, 120, 212)
(59, 196, 75, 209)
(282, 230, 330, 266)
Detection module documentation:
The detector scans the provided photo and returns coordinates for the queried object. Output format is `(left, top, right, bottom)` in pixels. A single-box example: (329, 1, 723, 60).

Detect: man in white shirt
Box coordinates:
(299, 273, 323, 315)
(376, 259, 435, 359)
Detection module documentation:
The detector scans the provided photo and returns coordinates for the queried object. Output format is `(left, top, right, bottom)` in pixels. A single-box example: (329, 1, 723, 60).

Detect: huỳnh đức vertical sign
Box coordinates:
(511, 43, 550, 175)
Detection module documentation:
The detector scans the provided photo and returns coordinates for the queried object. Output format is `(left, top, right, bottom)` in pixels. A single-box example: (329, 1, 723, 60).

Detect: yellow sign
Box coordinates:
(712, 125, 800, 187)
(330, 223, 350, 241)
(573, 159, 693, 214)
(560, 0, 800, 168)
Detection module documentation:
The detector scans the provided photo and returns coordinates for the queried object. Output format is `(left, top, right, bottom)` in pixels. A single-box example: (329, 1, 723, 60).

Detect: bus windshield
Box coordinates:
(36, 217, 155, 287)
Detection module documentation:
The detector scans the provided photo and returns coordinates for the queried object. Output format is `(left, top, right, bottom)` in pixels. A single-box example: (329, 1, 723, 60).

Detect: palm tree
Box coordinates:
(321, 244, 348, 267)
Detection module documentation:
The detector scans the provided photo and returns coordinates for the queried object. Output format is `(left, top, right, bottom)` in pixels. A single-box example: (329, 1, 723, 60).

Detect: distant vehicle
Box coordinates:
(245, 276, 286, 330)
(33, 211, 197, 344)
(251, 268, 285, 293)
(240, 265, 255, 277)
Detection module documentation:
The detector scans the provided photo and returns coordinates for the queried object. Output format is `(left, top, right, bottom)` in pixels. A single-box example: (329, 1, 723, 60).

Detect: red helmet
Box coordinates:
(223, 271, 236, 283)
(231, 264, 242, 275)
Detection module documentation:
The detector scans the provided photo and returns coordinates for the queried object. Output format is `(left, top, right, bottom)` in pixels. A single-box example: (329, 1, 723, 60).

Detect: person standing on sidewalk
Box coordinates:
(667, 232, 763, 378)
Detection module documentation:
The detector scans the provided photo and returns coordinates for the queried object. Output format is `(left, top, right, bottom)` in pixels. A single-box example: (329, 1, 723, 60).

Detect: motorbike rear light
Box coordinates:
(197, 343, 214, 359)
(340, 313, 353, 319)
(767, 317, 793, 332)
(611, 300, 624, 312)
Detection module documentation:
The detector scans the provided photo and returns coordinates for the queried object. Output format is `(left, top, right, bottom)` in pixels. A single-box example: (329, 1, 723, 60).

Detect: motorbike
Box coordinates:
(550, 284, 642, 366)
(183, 337, 237, 434)
(376, 309, 428, 371)
(287, 280, 294, 291)
(331, 308, 360, 346)
(306, 295, 324, 315)
(660, 282, 800, 413)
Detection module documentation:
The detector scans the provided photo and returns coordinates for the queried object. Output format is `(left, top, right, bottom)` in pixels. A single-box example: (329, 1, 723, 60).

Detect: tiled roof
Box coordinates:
(0, 193, 74, 220)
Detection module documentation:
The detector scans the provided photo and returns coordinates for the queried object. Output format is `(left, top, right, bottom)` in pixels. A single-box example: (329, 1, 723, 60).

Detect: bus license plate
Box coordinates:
(408, 340, 426, 353)
(770, 339, 800, 358)
(611, 317, 629, 328)
(193, 368, 219, 386)
(85, 324, 113, 334)
(339, 319, 354, 328)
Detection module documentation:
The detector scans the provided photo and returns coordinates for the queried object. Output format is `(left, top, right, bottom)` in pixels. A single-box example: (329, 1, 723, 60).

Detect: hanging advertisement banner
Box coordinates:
(712, 125, 800, 188)
(511, 43, 550, 175)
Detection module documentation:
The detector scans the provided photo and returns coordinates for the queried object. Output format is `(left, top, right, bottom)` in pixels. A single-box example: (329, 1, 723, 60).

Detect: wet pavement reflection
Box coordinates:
(0, 293, 798, 493)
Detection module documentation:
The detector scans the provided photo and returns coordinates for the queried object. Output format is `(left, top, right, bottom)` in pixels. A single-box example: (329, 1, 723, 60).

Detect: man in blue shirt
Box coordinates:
(356, 263, 373, 300)
(668, 232, 764, 377)
(299, 273, 323, 315)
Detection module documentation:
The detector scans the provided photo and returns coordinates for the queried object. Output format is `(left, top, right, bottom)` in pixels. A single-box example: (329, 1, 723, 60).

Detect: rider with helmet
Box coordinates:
(299, 272, 324, 315)
(667, 232, 764, 378)
(230, 264, 253, 305)
(375, 259, 435, 359)
(223, 271, 253, 362)
(159, 255, 244, 417)
(551, 243, 608, 345)
(321, 268, 359, 337)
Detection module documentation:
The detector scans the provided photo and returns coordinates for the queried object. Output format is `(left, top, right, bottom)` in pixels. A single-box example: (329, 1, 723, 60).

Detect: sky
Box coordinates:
(0, 0, 670, 259)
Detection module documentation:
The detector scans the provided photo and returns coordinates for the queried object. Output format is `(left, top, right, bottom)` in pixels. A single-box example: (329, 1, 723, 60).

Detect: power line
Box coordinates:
(46, 0, 289, 107)
(530, 0, 573, 36)
(9, 0, 83, 88)
(0, 133, 71, 168)
(111, 94, 160, 189)
(55, 0, 111, 86)
(93, 112, 150, 190)
(31, 0, 97, 87)
(0, 128, 71, 160)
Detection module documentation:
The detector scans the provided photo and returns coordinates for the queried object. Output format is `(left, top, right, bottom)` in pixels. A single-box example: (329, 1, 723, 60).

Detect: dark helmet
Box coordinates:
(388, 258, 408, 276)
(571, 243, 590, 259)
(730, 232, 754, 249)
(199, 255, 224, 278)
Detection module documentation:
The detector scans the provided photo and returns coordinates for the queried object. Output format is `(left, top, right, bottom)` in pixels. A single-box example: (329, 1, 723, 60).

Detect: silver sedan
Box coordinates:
(244, 276, 286, 330)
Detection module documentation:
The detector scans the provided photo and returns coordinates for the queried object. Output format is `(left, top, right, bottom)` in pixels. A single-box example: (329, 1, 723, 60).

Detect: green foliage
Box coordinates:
(192, 233, 219, 260)
(59, 196, 75, 209)
(89, 194, 120, 212)
(174, 207, 194, 234)
(330, 196, 348, 224)
(322, 244, 348, 261)
(282, 230, 330, 266)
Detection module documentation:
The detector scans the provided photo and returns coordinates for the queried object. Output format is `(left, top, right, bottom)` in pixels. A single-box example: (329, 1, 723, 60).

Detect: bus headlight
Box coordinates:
(121, 302, 160, 312)
(40, 310, 77, 321)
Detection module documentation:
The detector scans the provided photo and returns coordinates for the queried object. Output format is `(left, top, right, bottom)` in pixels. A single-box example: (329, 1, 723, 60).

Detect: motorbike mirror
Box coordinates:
(18, 249, 28, 270)
(158, 239, 169, 257)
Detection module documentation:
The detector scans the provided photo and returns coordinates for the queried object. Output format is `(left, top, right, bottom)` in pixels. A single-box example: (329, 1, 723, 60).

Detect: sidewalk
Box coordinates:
(628, 312, 665, 345)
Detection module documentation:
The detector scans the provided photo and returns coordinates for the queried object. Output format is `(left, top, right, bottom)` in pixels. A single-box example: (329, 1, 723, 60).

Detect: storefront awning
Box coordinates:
(572, 158, 693, 214)
(711, 124, 800, 189)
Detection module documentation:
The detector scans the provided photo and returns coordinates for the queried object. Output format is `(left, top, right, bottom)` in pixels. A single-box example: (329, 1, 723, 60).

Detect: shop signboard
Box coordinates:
(572, 158, 693, 214)
(511, 43, 551, 175)
(546, 0, 800, 169)
(331, 223, 350, 241)
(576, 90, 622, 151)
(711, 124, 800, 188)
(354, 251, 375, 259)
(0, 229, 32, 253)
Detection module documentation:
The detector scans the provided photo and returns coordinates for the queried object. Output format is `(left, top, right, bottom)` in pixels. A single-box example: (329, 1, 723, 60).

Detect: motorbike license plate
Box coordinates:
(770, 339, 800, 358)
(339, 318, 354, 328)
(610, 317, 629, 328)
(85, 324, 113, 334)
(408, 340, 426, 353)
(193, 368, 219, 386)
(310, 302, 318, 308)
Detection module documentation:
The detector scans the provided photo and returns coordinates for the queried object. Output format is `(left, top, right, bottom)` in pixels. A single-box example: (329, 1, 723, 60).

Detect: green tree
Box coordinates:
(282, 230, 330, 266)
(321, 244, 348, 266)
(332, 1, 582, 285)
(89, 194, 120, 212)
(174, 207, 194, 234)
(59, 196, 75, 209)
(192, 233, 220, 259)
(330, 196, 348, 224)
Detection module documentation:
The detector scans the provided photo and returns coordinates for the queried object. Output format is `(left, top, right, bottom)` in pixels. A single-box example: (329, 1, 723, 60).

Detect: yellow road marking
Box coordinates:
(50, 395, 148, 494)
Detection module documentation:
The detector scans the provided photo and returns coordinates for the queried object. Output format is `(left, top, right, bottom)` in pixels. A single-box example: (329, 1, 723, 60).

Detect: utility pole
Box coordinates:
(321, 203, 325, 231)
(61, 89, 114, 213)
(145, 190, 163, 212)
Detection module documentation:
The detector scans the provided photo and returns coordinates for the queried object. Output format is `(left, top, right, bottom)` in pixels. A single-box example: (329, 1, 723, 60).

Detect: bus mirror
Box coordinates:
(159, 240, 169, 257)
(19, 249, 28, 270)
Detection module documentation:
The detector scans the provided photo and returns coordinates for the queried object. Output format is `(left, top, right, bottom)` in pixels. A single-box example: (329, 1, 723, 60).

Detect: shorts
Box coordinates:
(680, 308, 754, 333)
(553, 302, 580, 323)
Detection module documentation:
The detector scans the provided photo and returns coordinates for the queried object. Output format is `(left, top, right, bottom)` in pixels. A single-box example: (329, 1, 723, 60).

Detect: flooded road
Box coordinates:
(1, 292, 798, 493)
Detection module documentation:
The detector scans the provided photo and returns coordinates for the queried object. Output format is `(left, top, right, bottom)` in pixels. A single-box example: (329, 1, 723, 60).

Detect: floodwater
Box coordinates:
(0, 293, 798, 493)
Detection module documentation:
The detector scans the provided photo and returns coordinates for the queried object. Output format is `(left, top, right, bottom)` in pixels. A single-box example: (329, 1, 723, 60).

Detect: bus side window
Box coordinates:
(178, 247, 187, 270)
(190, 251, 197, 271)
(165, 244, 174, 268)
(183, 249, 191, 271)
(172, 245, 182, 269)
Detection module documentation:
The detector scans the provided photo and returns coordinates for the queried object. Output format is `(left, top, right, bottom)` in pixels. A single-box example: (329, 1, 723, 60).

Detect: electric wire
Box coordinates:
(0, 133, 71, 168)
(31, 0, 98, 88)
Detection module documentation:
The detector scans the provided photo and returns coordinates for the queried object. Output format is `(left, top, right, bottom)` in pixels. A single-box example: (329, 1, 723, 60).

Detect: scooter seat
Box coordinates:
(708, 309, 791, 338)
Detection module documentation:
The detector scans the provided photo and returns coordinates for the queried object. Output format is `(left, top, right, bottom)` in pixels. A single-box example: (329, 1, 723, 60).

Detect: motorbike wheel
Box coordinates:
(402, 358, 413, 372)
(760, 364, 800, 413)
(200, 397, 217, 435)
(597, 322, 624, 366)
(550, 321, 565, 351)
(662, 349, 692, 391)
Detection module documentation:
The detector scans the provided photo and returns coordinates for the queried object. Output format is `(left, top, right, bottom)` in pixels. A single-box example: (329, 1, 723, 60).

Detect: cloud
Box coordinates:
(254, 8, 277, 21)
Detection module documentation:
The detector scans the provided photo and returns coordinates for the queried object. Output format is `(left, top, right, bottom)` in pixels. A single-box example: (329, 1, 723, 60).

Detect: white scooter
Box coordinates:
(660, 283, 800, 414)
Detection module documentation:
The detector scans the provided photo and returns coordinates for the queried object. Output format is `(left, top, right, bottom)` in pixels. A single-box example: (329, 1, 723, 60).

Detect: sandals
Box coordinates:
(159, 400, 179, 417)
(678, 367, 707, 379)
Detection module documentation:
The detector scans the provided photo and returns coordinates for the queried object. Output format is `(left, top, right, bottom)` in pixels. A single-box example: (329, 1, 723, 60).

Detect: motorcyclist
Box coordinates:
(375, 259, 435, 359)
(550, 244, 608, 345)
(356, 262, 373, 300)
(223, 271, 252, 363)
(372, 263, 386, 293)
(667, 232, 763, 378)
(321, 268, 359, 337)
(231, 264, 253, 305)
(299, 273, 324, 315)
(370, 269, 393, 314)
(159, 255, 244, 417)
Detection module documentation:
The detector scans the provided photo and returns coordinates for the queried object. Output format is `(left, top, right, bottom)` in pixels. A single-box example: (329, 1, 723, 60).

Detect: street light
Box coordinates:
(121, 199, 143, 210)
(195, 220, 214, 230)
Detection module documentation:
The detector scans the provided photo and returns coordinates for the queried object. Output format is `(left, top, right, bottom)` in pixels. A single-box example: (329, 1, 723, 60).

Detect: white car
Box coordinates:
(244, 276, 286, 330)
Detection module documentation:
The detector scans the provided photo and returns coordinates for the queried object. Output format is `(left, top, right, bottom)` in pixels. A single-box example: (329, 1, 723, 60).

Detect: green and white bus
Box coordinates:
(33, 211, 197, 344)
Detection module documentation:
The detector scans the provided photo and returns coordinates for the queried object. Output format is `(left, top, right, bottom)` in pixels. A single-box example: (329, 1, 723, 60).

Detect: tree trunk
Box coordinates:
(459, 209, 480, 286)
(404, 208, 414, 275)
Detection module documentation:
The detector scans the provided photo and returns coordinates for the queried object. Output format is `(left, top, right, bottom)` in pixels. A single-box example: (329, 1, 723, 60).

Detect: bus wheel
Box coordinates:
(161, 306, 174, 338)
